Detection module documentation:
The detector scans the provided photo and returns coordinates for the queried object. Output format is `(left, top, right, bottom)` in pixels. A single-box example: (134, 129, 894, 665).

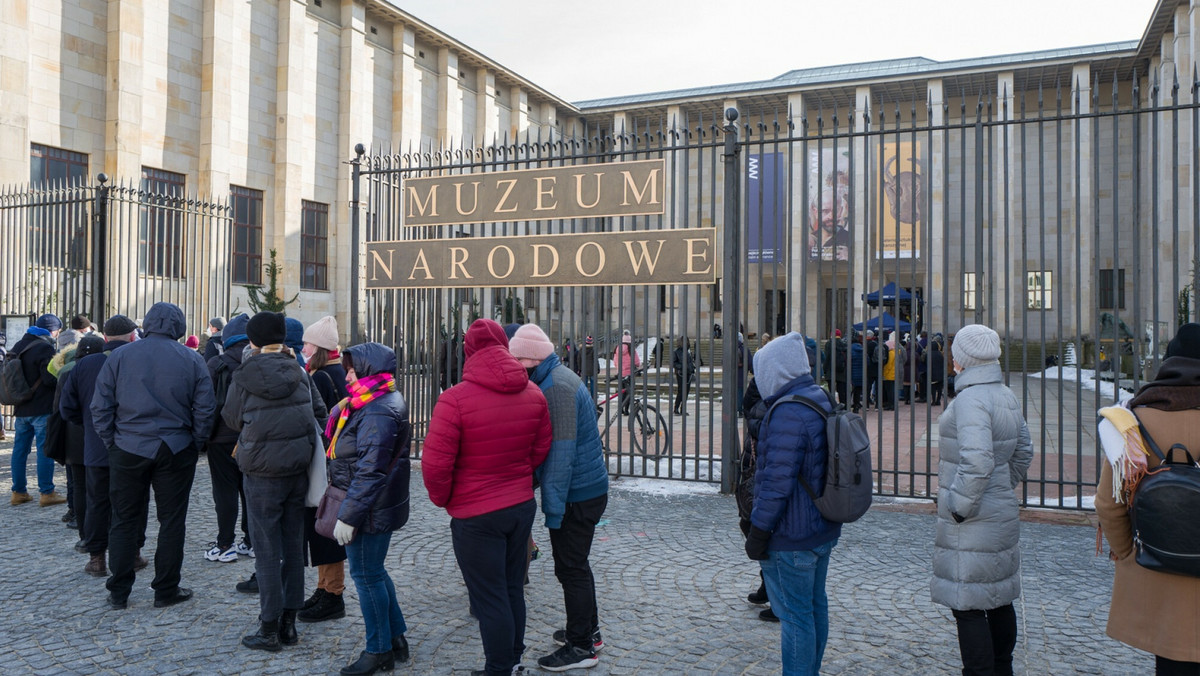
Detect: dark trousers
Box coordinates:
(1157, 656, 1200, 675)
(952, 603, 1016, 676)
(85, 466, 111, 554)
(549, 494, 607, 649)
(673, 375, 692, 413)
(882, 379, 896, 409)
(66, 461, 75, 510)
(106, 443, 197, 603)
(69, 463, 86, 539)
(618, 377, 633, 414)
(206, 439, 250, 549)
(865, 373, 878, 407)
(931, 380, 944, 406)
(244, 473, 306, 623)
(851, 385, 864, 412)
(451, 499, 536, 676)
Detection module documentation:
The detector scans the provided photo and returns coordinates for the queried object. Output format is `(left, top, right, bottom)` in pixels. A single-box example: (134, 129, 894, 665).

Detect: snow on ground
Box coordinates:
(606, 476, 722, 497)
(1028, 366, 1134, 402)
(606, 455, 723, 485)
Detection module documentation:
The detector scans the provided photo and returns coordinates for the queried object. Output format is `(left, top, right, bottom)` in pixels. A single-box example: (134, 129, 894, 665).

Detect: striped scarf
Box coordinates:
(325, 372, 395, 459)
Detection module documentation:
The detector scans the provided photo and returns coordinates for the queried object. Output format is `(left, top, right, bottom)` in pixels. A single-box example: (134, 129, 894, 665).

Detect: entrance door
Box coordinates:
(763, 290, 786, 336)
(823, 288, 849, 338)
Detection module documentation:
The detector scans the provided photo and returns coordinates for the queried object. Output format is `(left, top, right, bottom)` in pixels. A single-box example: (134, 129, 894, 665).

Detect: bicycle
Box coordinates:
(596, 380, 672, 459)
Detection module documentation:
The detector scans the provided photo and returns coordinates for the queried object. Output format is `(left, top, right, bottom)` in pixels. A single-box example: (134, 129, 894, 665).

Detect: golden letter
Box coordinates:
(406, 184, 439, 218)
(531, 244, 560, 278)
(407, 248, 434, 280)
(449, 247, 473, 279)
(369, 248, 395, 282)
(622, 239, 666, 276)
(494, 179, 519, 213)
(620, 168, 660, 206)
(574, 172, 604, 209)
(487, 245, 516, 279)
(454, 181, 482, 216)
(534, 176, 558, 211)
(575, 241, 605, 278)
(684, 238, 713, 275)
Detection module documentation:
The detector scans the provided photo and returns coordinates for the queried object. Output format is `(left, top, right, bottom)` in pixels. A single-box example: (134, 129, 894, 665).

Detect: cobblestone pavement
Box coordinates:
(0, 436, 1150, 675)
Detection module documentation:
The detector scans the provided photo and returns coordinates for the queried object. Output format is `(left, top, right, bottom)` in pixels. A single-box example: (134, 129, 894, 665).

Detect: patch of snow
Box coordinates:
(606, 454, 723, 483)
(608, 476, 722, 497)
(1028, 366, 1134, 402)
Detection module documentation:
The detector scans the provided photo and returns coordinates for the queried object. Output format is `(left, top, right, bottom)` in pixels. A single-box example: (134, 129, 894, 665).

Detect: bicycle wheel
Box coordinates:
(629, 403, 671, 459)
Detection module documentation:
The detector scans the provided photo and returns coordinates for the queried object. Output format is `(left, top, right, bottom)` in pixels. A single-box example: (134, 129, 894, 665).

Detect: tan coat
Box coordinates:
(1095, 406, 1200, 663)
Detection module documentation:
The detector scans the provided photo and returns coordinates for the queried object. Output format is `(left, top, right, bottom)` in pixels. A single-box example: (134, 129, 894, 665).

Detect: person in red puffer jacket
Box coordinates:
(422, 318, 551, 676)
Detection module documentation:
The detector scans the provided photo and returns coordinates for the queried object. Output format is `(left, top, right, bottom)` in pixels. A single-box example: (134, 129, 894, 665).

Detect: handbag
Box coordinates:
(305, 425, 328, 508)
(314, 485, 347, 540)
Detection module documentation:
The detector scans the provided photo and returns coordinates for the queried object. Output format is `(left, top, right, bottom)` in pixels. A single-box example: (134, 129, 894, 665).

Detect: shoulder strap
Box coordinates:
(763, 391, 834, 503)
(1131, 411, 1167, 463)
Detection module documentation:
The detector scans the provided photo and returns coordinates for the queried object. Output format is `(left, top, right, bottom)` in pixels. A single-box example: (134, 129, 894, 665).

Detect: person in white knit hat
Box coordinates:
(932, 323, 1033, 676)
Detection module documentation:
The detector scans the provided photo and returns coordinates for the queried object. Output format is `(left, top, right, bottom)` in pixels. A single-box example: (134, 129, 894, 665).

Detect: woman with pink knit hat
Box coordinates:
(611, 331, 640, 415)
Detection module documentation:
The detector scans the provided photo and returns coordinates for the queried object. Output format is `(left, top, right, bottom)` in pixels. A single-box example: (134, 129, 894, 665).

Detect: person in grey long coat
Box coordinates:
(931, 324, 1033, 676)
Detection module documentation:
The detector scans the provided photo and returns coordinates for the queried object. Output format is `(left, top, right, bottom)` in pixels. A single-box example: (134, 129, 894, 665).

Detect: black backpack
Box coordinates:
(1129, 416, 1200, 578)
(765, 389, 873, 523)
(211, 359, 232, 420)
(0, 345, 41, 406)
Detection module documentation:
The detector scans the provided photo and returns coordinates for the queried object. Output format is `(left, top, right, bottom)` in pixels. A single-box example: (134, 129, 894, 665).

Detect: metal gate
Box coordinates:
(357, 69, 1200, 509)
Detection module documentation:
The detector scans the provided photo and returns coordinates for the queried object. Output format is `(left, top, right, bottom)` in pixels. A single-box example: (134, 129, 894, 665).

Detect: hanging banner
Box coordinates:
(401, 159, 665, 227)
(365, 228, 717, 289)
(747, 152, 784, 263)
(876, 141, 924, 259)
(807, 148, 851, 261)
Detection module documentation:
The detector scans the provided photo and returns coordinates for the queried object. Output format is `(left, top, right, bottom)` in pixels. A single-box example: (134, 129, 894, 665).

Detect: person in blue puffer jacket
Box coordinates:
(508, 324, 608, 671)
(744, 331, 839, 676)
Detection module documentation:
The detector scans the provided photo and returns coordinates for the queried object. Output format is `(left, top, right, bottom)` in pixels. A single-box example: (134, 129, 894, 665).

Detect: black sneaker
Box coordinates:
(298, 591, 345, 623)
(301, 587, 325, 610)
(537, 644, 598, 672)
(747, 585, 768, 605)
(553, 629, 603, 652)
(236, 573, 259, 594)
(61, 509, 75, 523)
(759, 607, 779, 622)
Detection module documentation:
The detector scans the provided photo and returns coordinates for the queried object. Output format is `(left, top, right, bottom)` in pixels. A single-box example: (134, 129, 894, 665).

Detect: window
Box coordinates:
(28, 145, 89, 269)
(552, 287, 562, 312)
(963, 273, 978, 311)
(710, 279, 722, 312)
(231, 186, 263, 285)
(139, 167, 186, 278)
(301, 200, 329, 290)
(1099, 268, 1126, 309)
(1026, 271, 1052, 310)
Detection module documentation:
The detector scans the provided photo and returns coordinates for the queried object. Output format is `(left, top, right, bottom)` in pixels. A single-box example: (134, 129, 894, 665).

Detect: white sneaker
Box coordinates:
(204, 542, 238, 562)
(235, 539, 254, 558)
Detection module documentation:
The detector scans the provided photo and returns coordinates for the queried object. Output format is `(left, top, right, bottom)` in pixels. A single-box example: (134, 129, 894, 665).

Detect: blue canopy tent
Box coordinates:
(853, 311, 912, 334)
(863, 282, 915, 306)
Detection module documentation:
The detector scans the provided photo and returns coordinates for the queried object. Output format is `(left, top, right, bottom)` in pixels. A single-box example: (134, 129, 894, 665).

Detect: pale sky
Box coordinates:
(394, 0, 1161, 103)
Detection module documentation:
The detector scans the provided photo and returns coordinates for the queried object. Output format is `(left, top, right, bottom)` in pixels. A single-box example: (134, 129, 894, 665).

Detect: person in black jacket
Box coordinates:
(9, 313, 66, 506)
(205, 313, 254, 565)
(928, 334, 946, 406)
(326, 342, 412, 675)
(203, 317, 226, 361)
(672, 337, 696, 416)
(53, 335, 103, 545)
(297, 315, 349, 623)
(223, 312, 327, 653)
(59, 316, 147, 578)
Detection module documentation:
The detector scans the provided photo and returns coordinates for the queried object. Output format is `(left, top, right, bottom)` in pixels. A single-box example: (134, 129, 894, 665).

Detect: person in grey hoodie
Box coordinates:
(91, 302, 216, 610)
(222, 312, 327, 653)
(931, 324, 1032, 676)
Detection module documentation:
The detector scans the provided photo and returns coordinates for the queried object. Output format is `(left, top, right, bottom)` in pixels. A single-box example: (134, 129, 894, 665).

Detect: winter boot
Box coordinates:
(279, 610, 298, 646)
(242, 619, 282, 652)
(298, 591, 345, 623)
(84, 553, 108, 577)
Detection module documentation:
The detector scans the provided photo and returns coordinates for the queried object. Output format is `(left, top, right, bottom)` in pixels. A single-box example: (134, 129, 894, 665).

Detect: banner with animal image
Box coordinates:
(876, 141, 923, 259)
(807, 148, 852, 261)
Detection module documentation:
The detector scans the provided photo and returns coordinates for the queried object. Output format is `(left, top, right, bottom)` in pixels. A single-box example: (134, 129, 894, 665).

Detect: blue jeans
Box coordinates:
(760, 539, 837, 676)
(346, 530, 407, 654)
(11, 415, 54, 495)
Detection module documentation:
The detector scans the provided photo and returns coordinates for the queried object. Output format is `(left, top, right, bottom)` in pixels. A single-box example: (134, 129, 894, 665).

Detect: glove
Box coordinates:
(744, 526, 771, 561)
(333, 519, 356, 546)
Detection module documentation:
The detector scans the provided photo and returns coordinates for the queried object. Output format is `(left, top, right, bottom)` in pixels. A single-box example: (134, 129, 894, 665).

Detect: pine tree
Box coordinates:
(244, 249, 298, 314)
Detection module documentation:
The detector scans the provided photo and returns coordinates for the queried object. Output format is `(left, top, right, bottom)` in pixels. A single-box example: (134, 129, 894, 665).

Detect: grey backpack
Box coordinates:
(766, 390, 874, 523)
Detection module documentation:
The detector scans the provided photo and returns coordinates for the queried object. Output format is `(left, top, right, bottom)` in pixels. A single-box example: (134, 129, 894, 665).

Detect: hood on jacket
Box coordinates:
(235, 352, 306, 400)
(222, 312, 251, 350)
(753, 331, 811, 399)
(284, 317, 305, 352)
(142, 302, 187, 339)
(462, 319, 530, 394)
(343, 342, 396, 378)
(467, 319, 510, 357)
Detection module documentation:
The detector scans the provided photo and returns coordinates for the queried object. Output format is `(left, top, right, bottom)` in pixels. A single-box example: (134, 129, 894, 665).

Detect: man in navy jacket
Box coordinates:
(91, 302, 216, 610)
(744, 331, 840, 676)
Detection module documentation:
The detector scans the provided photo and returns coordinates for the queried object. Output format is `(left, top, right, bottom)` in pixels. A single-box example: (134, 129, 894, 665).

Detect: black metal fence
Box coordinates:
(356, 69, 1200, 510)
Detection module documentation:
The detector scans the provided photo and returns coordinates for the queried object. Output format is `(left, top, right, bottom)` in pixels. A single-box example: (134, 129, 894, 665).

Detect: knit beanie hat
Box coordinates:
(185, 335, 200, 349)
(508, 324, 555, 362)
(952, 324, 1002, 369)
(76, 334, 105, 359)
(222, 313, 251, 349)
(36, 314, 63, 332)
(503, 323, 523, 341)
(585, 335, 594, 346)
(303, 316, 340, 351)
(102, 314, 138, 337)
(1166, 323, 1200, 360)
(246, 311, 287, 347)
(209, 317, 226, 331)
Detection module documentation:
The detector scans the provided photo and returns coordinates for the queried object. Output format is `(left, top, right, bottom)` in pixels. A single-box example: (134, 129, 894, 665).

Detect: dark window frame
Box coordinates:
(139, 166, 187, 279)
(28, 144, 89, 269)
(301, 200, 329, 291)
(1098, 268, 1126, 310)
(231, 186, 264, 285)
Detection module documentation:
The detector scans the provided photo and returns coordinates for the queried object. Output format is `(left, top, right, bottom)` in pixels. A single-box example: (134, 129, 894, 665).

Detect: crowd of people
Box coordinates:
(819, 328, 949, 413)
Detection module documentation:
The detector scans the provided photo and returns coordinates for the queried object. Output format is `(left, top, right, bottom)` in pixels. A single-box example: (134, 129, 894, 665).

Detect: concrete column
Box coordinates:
(0, 0, 30, 186)
(1072, 64, 1094, 337)
(511, 86, 529, 142)
(475, 67, 499, 147)
(105, 0, 144, 180)
(852, 86, 870, 314)
(787, 92, 813, 334)
(1155, 33, 1179, 337)
(273, 0, 306, 310)
(337, 0, 370, 334)
(927, 79, 947, 328)
(540, 102, 557, 141)
(437, 47, 460, 146)
(1172, 6, 1195, 333)
(392, 23, 419, 150)
(199, 0, 231, 197)
(996, 71, 1017, 332)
